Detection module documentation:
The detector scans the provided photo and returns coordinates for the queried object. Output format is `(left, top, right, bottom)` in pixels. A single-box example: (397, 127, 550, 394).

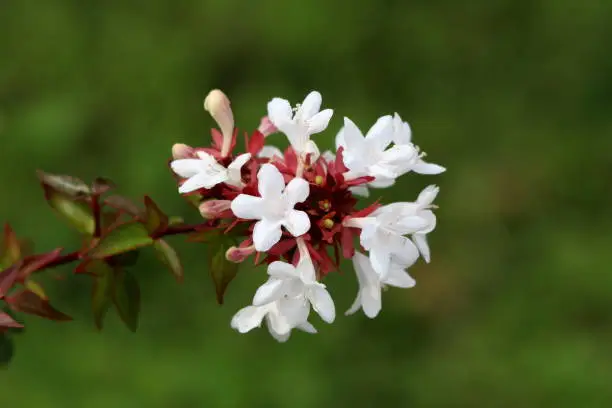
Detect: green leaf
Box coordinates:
(0, 333, 14, 367)
(85, 260, 115, 330)
(143, 196, 168, 234)
(112, 270, 140, 332)
(154, 240, 184, 283)
(89, 223, 154, 259)
(208, 236, 239, 305)
(42, 183, 95, 235)
(37, 171, 91, 196)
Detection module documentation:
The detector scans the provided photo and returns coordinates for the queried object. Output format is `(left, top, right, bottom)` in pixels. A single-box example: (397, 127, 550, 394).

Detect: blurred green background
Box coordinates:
(2, 0, 612, 406)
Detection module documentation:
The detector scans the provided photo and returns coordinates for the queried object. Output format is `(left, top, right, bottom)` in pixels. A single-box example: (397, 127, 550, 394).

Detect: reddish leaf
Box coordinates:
(0, 224, 21, 269)
(143, 196, 169, 235)
(6, 289, 72, 321)
(91, 177, 115, 195)
(247, 130, 265, 155)
(104, 195, 141, 216)
(0, 311, 22, 329)
(16, 249, 63, 282)
(0, 264, 20, 299)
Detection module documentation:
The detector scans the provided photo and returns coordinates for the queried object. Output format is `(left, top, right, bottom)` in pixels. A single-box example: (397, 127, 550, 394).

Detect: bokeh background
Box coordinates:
(2, 0, 612, 407)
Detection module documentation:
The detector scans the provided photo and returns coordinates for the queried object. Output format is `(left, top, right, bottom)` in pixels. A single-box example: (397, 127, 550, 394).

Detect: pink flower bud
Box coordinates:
(171, 143, 194, 159)
(204, 89, 234, 157)
(257, 116, 278, 137)
(198, 200, 231, 219)
(225, 245, 256, 263)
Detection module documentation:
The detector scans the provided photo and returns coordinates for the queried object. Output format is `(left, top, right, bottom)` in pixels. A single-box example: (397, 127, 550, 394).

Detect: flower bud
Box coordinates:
(226, 245, 256, 263)
(171, 143, 194, 159)
(257, 116, 278, 137)
(204, 89, 234, 157)
(198, 200, 231, 219)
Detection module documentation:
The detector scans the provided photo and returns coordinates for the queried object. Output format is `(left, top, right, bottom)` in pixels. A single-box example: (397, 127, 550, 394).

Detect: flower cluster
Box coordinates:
(170, 89, 445, 341)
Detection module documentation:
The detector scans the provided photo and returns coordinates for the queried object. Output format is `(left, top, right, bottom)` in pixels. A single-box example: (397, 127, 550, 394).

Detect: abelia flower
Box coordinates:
(267, 91, 333, 158)
(230, 163, 310, 251)
(346, 252, 416, 318)
(171, 151, 251, 193)
(170, 89, 445, 342)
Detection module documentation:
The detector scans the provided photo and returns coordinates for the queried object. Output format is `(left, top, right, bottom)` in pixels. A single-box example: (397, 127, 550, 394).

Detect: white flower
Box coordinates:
(337, 116, 418, 186)
(267, 91, 333, 157)
(231, 240, 335, 342)
(344, 185, 440, 277)
(231, 297, 317, 342)
(171, 151, 251, 193)
(252, 243, 336, 324)
(346, 252, 416, 318)
(230, 163, 311, 251)
(391, 113, 446, 175)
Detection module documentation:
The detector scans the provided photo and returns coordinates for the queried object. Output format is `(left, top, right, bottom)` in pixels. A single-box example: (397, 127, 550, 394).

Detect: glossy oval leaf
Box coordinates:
(154, 240, 184, 283)
(89, 223, 154, 259)
(112, 270, 140, 332)
(42, 184, 95, 235)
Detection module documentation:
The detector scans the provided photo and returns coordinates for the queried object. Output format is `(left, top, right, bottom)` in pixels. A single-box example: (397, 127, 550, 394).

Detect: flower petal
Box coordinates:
(417, 185, 439, 207)
(179, 173, 224, 193)
(265, 307, 292, 336)
(352, 253, 382, 318)
(368, 176, 396, 188)
(228, 153, 251, 171)
(268, 261, 299, 279)
(345, 294, 362, 316)
(349, 185, 370, 197)
(171, 159, 202, 178)
(282, 210, 311, 237)
(297, 321, 318, 334)
(230, 194, 265, 219)
(258, 145, 284, 159)
(253, 278, 286, 306)
(298, 91, 322, 120)
(413, 233, 431, 263)
(392, 238, 420, 268)
(258, 163, 285, 198)
(230, 305, 268, 333)
(413, 161, 446, 175)
(369, 246, 391, 278)
(335, 127, 346, 149)
(392, 113, 412, 145)
(308, 109, 333, 134)
(253, 218, 283, 251)
(384, 265, 416, 288)
(267, 97, 293, 129)
(342, 117, 366, 150)
(365, 115, 393, 151)
(284, 177, 310, 206)
(309, 285, 336, 323)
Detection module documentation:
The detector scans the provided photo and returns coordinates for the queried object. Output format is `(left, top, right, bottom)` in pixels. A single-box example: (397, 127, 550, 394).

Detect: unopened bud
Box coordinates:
(257, 116, 278, 137)
(172, 143, 194, 159)
(204, 89, 234, 157)
(198, 200, 231, 218)
(226, 245, 256, 263)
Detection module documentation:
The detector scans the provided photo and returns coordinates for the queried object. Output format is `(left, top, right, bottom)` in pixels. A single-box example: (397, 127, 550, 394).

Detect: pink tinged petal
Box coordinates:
(230, 305, 267, 333)
(384, 266, 416, 289)
(298, 91, 322, 119)
(352, 253, 382, 318)
(297, 321, 317, 334)
(342, 117, 366, 150)
(258, 145, 283, 159)
(267, 97, 293, 128)
(253, 219, 283, 251)
(365, 115, 393, 151)
(253, 278, 286, 306)
(307, 109, 333, 134)
(170, 159, 203, 178)
(308, 285, 336, 323)
(349, 185, 370, 197)
(413, 234, 431, 263)
(284, 177, 310, 206)
(258, 163, 285, 198)
(230, 194, 266, 219)
(413, 161, 446, 175)
(268, 261, 299, 279)
(282, 210, 311, 237)
(417, 185, 440, 207)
